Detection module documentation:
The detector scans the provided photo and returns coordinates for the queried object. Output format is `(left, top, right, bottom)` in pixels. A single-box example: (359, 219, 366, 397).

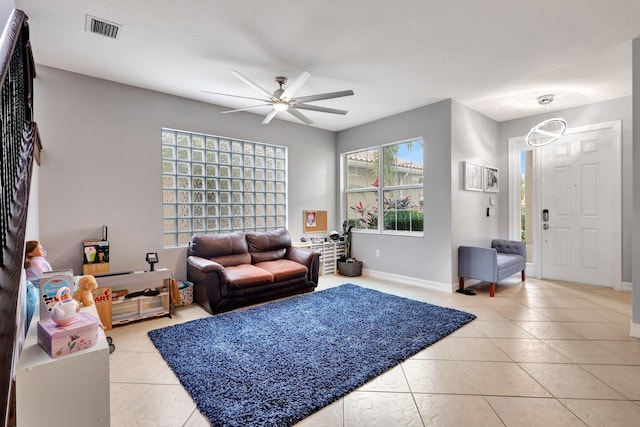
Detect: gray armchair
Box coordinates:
(458, 239, 526, 297)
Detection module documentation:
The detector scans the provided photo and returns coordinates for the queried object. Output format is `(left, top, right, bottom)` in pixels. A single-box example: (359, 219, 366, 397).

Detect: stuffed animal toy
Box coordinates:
(74, 274, 98, 306)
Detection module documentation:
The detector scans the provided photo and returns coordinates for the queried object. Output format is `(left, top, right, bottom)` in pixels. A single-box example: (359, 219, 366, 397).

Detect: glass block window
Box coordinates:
(162, 129, 287, 247)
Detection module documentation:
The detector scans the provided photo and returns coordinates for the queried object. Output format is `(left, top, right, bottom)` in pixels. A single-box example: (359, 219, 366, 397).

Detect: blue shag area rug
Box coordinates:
(148, 284, 476, 426)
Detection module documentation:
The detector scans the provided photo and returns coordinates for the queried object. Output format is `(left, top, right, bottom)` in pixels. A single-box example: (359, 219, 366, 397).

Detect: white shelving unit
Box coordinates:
(294, 240, 345, 275)
(111, 290, 170, 325)
(96, 268, 172, 326)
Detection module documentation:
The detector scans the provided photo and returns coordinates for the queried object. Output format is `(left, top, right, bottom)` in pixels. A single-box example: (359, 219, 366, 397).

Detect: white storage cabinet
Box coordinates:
(95, 269, 172, 326)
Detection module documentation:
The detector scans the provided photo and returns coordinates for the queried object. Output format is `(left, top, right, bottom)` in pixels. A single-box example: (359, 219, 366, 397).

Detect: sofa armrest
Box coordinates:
(286, 246, 321, 284)
(492, 239, 526, 258)
(286, 246, 315, 266)
(458, 246, 498, 282)
(187, 255, 225, 274)
(187, 256, 229, 313)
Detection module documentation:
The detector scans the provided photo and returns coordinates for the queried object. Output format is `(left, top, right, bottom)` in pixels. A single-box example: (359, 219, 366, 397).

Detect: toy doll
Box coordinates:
(24, 240, 52, 281)
(24, 240, 52, 332)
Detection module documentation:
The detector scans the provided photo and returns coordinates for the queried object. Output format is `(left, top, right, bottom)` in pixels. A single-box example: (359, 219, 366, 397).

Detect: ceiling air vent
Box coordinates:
(85, 15, 122, 39)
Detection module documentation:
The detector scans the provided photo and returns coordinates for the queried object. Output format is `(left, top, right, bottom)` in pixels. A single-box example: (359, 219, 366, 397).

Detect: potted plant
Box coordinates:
(337, 221, 362, 276)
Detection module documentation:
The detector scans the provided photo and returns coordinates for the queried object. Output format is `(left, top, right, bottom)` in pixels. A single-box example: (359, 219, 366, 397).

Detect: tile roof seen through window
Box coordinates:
(346, 152, 423, 171)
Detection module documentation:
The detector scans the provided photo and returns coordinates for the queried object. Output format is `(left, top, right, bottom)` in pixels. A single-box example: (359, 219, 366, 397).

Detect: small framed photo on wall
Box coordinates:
(464, 161, 483, 191)
(305, 210, 317, 227)
(484, 166, 499, 192)
(303, 210, 328, 233)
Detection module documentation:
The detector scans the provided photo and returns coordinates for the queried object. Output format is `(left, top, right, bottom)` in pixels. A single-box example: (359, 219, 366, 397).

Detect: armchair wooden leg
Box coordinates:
(490, 282, 495, 297)
(521, 270, 525, 281)
(459, 277, 465, 290)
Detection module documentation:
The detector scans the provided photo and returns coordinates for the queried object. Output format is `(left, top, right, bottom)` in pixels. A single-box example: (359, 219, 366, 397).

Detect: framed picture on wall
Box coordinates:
(306, 210, 317, 227)
(463, 161, 483, 191)
(484, 166, 499, 192)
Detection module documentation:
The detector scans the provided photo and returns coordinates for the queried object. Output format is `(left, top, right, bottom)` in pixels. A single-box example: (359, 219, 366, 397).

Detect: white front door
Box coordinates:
(539, 123, 620, 286)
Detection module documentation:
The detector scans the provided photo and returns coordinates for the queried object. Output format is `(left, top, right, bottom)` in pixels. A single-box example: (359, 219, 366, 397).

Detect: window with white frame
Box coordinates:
(343, 137, 424, 234)
(161, 129, 287, 247)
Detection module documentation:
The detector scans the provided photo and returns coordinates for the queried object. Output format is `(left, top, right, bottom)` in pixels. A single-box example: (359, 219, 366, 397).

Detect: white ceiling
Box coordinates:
(14, 0, 640, 132)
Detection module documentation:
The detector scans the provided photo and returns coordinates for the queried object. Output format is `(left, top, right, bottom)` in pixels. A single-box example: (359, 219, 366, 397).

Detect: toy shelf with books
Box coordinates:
(95, 268, 172, 327)
(82, 239, 110, 275)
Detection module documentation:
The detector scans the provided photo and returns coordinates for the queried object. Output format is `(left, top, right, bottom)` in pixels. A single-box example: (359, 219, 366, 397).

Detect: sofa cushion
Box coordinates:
(492, 239, 526, 257)
(189, 232, 249, 261)
(212, 253, 251, 268)
(496, 253, 524, 270)
(255, 259, 308, 282)
(225, 264, 274, 289)
(246, 229, 291, 251)
(251, 249, 286, 264)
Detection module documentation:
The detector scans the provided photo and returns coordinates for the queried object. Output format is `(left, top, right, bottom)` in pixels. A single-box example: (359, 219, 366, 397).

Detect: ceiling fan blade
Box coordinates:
(293, 104, 348, 115)
(201, 90, 270, 103)
(287, 108, 313, 125)
(262, 109, 278, 125)
(222, 104, 273, 114)
(230, 70, 275, 100)
(293, 89, 354, 104)
(280, 70, 311, 101)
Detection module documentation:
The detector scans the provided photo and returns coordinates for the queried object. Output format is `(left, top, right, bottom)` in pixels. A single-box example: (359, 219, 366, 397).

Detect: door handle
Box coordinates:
(542, 209, 549, 222)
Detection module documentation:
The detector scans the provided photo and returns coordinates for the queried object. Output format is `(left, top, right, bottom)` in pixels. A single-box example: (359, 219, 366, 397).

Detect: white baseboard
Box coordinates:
(630, 321, 640, 339)
(525, 263, 536, 278)
(360, 269, 632, 295)
(362, 268, 452, 293)
(618, 281, 632, 292)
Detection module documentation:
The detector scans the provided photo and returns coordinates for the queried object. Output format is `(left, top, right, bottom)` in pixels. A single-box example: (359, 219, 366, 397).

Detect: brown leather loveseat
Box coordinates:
(186, 229, 320, 314)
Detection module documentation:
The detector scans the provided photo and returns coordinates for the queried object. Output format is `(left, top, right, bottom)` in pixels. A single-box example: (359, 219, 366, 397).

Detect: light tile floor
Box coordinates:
(107, 275, 640, 426)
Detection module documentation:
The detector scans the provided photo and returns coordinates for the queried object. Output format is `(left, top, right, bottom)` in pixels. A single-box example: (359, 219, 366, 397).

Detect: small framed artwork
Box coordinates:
(305, 210, 317, 227)
(464, 161, 483, 191)
(484, 166, 499, 192)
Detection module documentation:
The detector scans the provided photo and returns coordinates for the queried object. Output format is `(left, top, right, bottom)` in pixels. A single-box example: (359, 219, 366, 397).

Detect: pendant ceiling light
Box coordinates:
(525, 94, 567, 147)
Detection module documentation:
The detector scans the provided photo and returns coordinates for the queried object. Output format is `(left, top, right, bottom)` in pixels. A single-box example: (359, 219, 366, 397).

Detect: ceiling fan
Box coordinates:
(203, 70, 354, 125)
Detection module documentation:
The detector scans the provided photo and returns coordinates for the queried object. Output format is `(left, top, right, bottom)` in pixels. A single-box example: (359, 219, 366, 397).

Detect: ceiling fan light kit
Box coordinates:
(203, 70, 354, 125)
(273, 100, 289, 111)
(525, 94, 568, 147)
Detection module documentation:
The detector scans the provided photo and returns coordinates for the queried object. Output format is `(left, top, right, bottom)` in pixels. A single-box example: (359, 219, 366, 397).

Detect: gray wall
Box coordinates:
(499, 96, 633, 284)
(450, 100, 501, 280)
(336, 94, 633, 290)
(337, 100, 499, 288)
(0, 1, 12, 24)
(336, 101, 453, 285)
(633, 38, 639, 325)
(32, 66, 336, 280)
(34, 70, 508, 291)
(334, 100, 518, 288)
(29, 67, 636, 295)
